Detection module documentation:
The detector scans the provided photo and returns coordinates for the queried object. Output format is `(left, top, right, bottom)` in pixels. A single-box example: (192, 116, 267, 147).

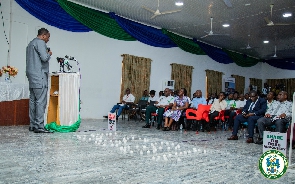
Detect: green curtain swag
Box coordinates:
(57, 0, 135, 41)
(58, 0, 264, 67)
(223, 49, 261, 67)
(162, 29, 206, 55)
(45, 115, 81, 133)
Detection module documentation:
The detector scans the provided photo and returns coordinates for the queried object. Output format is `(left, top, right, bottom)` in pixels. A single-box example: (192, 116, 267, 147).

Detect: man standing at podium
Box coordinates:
(26, 28, 52, 133)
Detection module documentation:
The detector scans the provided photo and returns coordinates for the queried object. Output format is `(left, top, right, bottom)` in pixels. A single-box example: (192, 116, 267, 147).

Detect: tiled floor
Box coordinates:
(0, 119, 294, 184)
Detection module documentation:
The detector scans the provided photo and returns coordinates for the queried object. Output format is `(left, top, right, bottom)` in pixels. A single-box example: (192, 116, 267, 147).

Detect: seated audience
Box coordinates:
(170, 89, 174, 96)
(142, 88, 174, 129)
(186, 90, 207, 130)
(256, 91, 292, 144)
(191, 90, 207, 109)
(173, 89, 179, 97)
(248, 84, 254, 93)
(188, 90, 207, 117)
(159, 90, 164, 97)
(207, 93, 217, 104)
(138, 90, 157, 121)
(192, 92, 197, 99)
(262, 83, 269, 98)
(233, 91, 239, 101)
(148, 90, 157, 103)
(206, 93, 211, 104)
(110, 88, 135, 120)
(163, 88, 189, 131)
(266, 91, 276, 110)
(227, 94, 246, 129)
(140, 90, 149, 101)
(224, 93, 235, 117)
(228, 90, 266, 143)
(244, 93, 249, 100)
(207, 92, 227, 131)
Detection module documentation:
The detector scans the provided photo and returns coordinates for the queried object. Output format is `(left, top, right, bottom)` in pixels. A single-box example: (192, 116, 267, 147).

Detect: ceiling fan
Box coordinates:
(142, 0, 181, 19)
(264, 4, 295, 26)
(240, 35, 259, 50)
(200, 17, 229, 39)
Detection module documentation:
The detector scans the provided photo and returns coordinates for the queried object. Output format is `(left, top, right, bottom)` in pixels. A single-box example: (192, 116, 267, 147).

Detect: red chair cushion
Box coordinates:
(186, 108, 197, 120)
(196, 104, 211, 122)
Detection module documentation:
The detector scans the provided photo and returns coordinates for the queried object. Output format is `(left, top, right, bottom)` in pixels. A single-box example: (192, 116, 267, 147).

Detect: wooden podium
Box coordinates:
(46, 73, 80, 126)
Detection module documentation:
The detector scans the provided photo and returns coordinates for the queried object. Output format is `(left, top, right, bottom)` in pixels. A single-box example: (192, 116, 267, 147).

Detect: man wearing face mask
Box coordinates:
(26, 28, 52, 133)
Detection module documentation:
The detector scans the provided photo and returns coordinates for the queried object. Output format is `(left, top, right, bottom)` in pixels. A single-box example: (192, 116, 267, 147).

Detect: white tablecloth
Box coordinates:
(0, 82, 29, 102)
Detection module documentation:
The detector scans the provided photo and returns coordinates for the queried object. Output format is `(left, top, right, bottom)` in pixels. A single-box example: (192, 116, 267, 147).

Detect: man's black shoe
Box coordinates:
(142, 124, 151, 128)
(255, 139, 263, 145)
(156, 125, 161, 130)
(34, 128, 52, 133)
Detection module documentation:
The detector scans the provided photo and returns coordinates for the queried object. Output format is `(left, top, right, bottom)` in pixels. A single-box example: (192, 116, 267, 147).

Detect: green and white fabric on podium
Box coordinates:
(45, 73, 81, 132)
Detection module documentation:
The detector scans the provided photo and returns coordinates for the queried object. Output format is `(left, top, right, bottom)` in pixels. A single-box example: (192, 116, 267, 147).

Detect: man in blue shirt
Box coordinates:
(191, 90, 207, 109)
(188, 90, 207, 131)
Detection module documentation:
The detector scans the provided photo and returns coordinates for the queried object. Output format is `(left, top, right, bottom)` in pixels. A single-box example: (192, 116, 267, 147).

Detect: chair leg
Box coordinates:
(150, 116, 155, 126)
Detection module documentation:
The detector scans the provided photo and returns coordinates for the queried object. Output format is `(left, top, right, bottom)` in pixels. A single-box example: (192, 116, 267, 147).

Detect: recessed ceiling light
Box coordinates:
(222, 24, 230, 27)
(175, 1, 183, 6)
(245, 3, 251, 6)
(263, 40, 269, 43)
(283, 13, 292, 17)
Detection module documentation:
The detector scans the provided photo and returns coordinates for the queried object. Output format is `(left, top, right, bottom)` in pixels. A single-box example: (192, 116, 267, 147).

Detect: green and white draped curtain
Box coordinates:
(13, 0, 295, 69)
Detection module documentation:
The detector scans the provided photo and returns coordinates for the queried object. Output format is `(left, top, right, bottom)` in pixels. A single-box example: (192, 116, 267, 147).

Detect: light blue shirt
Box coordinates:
(191, 97, 207, 109)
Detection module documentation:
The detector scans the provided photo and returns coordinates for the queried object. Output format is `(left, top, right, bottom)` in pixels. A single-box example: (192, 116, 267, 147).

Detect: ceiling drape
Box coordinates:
(14, 0, 295, 70)
(57, 0, 135, 41)
(15, 0, 90, 32)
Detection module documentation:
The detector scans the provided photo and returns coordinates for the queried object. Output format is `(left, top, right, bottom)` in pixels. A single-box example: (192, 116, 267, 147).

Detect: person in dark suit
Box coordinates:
(227, 90, 267, 143)
(26, 28, 52, 133)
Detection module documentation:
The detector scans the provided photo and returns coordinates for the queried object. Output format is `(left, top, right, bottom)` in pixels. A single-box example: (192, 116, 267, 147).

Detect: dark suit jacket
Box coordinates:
(242, 97, 267, 116)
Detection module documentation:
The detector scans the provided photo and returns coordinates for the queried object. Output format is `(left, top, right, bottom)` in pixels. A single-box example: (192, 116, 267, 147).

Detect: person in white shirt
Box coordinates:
(256, 91, 292, 144)
(148, 90, 158, 104)
(110, 88, 135, 120)
(266, 91, 276, 110)
(207, 92, 227, 131)
(235, 94, 247, 110)
(142, 88, 174, 129)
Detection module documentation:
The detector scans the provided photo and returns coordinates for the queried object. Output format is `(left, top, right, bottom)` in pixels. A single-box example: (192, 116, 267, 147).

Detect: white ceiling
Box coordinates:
(70, 0, 295, 60)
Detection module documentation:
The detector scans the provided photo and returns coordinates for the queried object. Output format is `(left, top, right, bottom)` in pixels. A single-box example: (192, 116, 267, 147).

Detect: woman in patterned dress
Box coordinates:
(163, 88, 189, 131)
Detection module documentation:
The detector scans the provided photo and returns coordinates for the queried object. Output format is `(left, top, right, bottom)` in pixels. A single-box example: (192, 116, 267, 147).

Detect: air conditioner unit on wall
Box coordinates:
(162, 80, 175, 91)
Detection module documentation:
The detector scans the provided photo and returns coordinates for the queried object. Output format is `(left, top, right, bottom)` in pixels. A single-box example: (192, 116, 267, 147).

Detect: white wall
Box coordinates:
(0, 1, 294, 119)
